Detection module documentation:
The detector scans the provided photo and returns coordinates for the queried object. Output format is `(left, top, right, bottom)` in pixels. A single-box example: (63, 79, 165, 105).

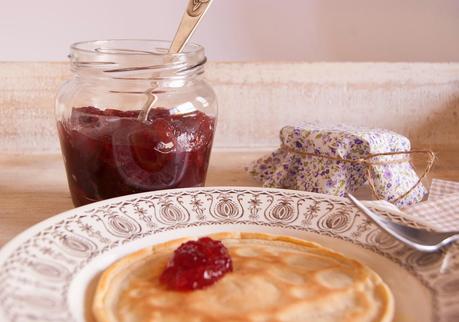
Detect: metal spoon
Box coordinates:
(138, 0, 214, 122)
(346, 193, 459, 252)
(169, 0, 215, 53)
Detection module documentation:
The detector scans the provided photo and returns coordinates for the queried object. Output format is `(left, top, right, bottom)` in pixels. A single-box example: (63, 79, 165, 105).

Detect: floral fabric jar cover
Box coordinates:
(247, 124, 426, 208)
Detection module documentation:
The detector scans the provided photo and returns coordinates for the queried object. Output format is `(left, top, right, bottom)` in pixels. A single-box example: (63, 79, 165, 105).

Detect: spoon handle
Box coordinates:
(169, 0, 214, 54)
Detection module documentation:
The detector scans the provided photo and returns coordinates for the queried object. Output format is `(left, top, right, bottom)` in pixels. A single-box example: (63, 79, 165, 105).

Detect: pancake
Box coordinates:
(93, 232, 394, 322)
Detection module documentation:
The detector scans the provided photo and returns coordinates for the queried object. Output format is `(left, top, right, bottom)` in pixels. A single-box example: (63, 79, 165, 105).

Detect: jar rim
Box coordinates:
(69, 39, 206, 80)
(70, 39, 204, 58)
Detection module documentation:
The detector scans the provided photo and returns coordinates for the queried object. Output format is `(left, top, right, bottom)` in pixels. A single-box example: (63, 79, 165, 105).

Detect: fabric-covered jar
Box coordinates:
(247, 124, 428, 208)
(56, 40, 217, 206)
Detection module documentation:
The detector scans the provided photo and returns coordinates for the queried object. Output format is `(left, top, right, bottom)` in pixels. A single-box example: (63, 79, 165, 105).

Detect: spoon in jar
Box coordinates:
(138, 0, 214, 122)
(169, 0, 215, 54)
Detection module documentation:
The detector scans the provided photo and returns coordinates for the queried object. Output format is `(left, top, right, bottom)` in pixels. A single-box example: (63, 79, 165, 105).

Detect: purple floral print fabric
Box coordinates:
(247, 124, 426, 208)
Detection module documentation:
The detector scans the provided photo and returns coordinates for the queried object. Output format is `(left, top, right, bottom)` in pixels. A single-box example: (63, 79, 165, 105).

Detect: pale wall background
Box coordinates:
(0, 0, 458, 62)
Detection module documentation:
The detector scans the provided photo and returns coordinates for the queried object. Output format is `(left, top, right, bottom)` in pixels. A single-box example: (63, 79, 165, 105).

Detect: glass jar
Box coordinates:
(56, 40, 217, 207)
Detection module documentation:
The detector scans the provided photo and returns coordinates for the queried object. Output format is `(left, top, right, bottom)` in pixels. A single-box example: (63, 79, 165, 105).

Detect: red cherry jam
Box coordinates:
(160, 237, 233, 291)
(57, 106, 215, 206)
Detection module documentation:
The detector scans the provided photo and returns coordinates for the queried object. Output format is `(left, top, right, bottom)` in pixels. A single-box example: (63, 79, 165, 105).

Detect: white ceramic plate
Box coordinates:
(0, 187, 458, 322)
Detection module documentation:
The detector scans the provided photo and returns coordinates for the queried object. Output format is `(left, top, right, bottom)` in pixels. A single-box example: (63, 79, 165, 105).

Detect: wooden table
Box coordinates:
(0, 150, 262, 247)
(2, 149, 459, 247)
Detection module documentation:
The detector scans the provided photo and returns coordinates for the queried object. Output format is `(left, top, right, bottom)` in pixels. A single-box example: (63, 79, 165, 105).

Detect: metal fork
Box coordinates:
(346, 193, 459, 252)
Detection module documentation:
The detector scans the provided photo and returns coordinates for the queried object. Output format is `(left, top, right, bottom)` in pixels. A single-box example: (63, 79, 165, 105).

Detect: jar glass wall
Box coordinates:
(56, 40, 217, 206)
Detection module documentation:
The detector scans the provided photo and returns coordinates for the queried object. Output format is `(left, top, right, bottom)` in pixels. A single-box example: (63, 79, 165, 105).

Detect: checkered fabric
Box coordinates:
(403, 179, 459, 231)
(428, 178, 459, 201)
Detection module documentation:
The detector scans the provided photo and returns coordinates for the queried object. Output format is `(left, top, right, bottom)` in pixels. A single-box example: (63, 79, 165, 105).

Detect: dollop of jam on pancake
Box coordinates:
(159, 237, 233, 291)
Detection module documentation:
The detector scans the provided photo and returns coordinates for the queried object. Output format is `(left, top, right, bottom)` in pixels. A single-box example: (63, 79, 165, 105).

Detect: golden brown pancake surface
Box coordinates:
(93, 232, 394, 322)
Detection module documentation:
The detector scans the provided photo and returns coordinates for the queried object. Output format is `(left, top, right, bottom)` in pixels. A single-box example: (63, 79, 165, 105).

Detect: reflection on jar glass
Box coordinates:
(56, 40, 217, 206)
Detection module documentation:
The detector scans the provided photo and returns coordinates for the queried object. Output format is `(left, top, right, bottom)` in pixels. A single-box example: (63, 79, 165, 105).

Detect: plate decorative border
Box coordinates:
(0, 187, 458, 322)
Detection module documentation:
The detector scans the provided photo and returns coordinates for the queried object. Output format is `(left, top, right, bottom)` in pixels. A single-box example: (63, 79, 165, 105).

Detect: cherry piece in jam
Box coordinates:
(57, 106, 215, 206)
(160, 237, 233, 291)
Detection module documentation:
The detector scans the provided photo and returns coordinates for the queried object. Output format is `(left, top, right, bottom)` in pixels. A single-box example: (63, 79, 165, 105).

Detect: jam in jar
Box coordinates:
(56, 40, 217, 206)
